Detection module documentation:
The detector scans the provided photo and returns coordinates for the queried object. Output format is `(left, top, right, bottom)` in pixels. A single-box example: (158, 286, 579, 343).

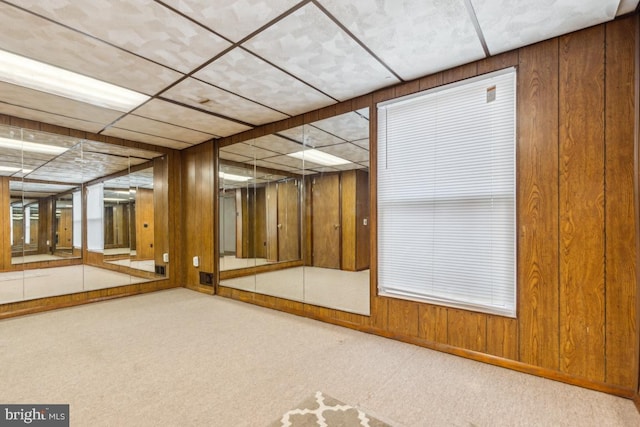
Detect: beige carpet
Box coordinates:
(0, 288, 638, 426)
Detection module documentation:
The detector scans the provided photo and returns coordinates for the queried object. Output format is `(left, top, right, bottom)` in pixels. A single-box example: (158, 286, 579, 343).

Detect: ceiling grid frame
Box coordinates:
(0, 0, 631, 151)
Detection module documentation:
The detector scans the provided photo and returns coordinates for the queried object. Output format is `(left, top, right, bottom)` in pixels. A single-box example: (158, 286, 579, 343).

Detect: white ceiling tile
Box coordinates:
(243, 3, 400, 101)
(220, 142, 280, 159)
(0, 82, 122, 126)
(195, 48, 336, 116)
(161, 78, 289, 125)
(161, 0, 300, 42)
(318, 143, 369, 163)
(134, 100, 252, 137)
(351, 138, 369, 150)
(277, 125, 344, 148)
(5, 0, 230, 74)
(250, 134, 304, 154)
(258, 154, 325, 170)
(110, 114, 215, 144)
(303, 126, 346, 148)
(319, 0, 486, 80)
(471, 0, 619, 54)
(219, 151, 253, 163)
(101, 127, 193, 150)
(82, 140, 163, 160)
(617, 0, 639, 15)
(0, 2, 182, 95)
(0, 103, 106, 133)
(310, 110, 369, 142)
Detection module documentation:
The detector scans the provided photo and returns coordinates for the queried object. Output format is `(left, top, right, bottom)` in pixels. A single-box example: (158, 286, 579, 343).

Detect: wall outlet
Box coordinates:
(192, 256, 199, 267)
(163, 253, 169, 263)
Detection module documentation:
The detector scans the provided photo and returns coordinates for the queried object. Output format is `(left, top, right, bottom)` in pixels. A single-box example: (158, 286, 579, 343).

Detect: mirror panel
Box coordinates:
(219, 109, 370, 315)
(102, 172, 132, 271)
(129, 166, 157, 275)
(0, 125, 169, 304)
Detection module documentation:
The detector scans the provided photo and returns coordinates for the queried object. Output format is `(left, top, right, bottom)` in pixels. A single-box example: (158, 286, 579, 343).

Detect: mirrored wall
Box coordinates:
(0, 125, 169, 304)
(218, 109, 370, 315)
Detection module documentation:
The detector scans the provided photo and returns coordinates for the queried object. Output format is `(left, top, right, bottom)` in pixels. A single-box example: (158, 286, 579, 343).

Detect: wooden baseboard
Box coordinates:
(0, 280, 177, 320)
(215, 286, 636, 400)
(185, 283, 215, 295)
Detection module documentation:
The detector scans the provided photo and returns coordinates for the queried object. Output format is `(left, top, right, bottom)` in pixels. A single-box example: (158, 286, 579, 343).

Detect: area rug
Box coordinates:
(269, 391, 392, 427)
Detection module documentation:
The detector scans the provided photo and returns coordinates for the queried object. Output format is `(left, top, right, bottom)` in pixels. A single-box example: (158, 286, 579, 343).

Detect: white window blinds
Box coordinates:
(377, 68, 516, 317)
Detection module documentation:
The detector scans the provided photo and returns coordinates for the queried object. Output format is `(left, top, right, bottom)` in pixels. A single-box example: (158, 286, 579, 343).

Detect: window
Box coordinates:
(377, 68, 516, 317)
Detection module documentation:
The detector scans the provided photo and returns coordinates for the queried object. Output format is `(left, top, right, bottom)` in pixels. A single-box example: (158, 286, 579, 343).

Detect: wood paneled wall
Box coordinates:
(135, 188, 155, 260)
(0, 177, 10, 270)
(181, 141, 215, 293)
(198, 16, 640, 397)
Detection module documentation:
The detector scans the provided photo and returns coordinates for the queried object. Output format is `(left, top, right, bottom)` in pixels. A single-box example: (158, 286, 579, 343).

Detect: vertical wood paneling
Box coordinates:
(341, 170, 357, 271)
(448, 309, 487, 352)
(477, 51, 519, 75)
(442, 63, 478, 85)
(387, 298, 419, 337)
(487, 317, 518, 360)
(153, 155, 169, 271)
(559, 26, 606, 381)
(265, 183, 278, 262)
(134, 188, 155, 260)
(182, 143, 215, 287)
(604, 16, 638, 389)
(167, 150, 182, 286)
(0, 177, 10, 270)
(355, 169, 370, 271)
(255, 187, 267, 258)
(517, 38, 560, 369)
(418, 305, 448, 343)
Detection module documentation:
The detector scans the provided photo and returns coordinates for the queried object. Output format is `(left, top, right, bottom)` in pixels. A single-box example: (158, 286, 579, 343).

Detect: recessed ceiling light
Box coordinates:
(0, 49, 150, 112)
(0, 136, 67, 155)
(219, 171, 251, 182)
(286, 149, 351, 166)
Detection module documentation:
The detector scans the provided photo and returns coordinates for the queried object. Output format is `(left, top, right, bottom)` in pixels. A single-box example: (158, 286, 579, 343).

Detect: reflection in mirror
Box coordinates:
(218, 161, 300, 271)
(219, 109, 370, 315)
(0, 125, 168, 305)
(102, 166, 156, 274)
(102, 172, 132, 271)
(10, 180, 82, 264)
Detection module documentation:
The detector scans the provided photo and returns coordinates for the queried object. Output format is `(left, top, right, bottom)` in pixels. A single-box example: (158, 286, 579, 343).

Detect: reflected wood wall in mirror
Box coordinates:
(218, 109, 371, 315)
(0, 125, 170, 305)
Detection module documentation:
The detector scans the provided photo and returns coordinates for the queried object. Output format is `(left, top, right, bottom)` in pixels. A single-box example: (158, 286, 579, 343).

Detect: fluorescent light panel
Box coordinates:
(0, 49, 149, 112)
(0, 166, 32, 173)
(219, 171, 251, 182)
(287, 149, 351, 166)
(0, 136, 67, 155)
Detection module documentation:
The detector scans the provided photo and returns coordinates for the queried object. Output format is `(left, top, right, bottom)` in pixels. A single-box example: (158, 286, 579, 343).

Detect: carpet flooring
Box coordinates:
(0, 288, 638, 426)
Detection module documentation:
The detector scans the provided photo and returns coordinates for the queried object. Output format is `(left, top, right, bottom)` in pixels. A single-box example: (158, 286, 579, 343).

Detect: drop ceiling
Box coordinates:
(0, 0, 635, 151)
